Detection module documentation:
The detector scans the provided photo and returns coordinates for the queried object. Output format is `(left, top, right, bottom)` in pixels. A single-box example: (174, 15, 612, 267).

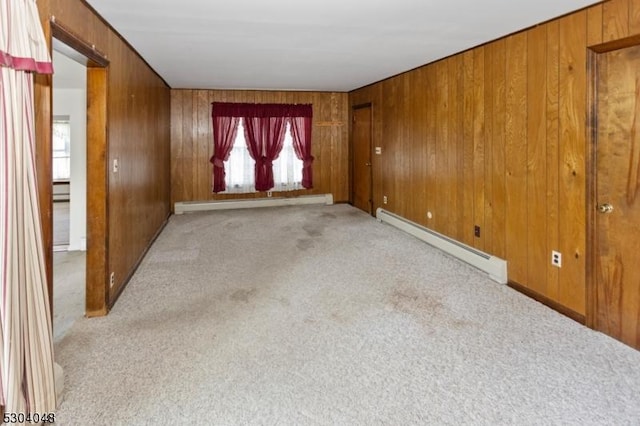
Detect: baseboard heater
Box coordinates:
(174, 194, 334, 215)
(376, 208, 508, 284)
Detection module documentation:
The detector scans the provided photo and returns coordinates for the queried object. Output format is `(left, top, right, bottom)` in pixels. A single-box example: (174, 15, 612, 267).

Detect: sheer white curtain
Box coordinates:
(224, 119, 303, 193)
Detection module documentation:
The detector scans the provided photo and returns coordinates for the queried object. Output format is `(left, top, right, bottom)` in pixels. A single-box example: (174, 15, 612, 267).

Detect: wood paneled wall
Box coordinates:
(36, 0, 171, 311)
(171, 90, 349, 206)
(349, 0, 640, 318)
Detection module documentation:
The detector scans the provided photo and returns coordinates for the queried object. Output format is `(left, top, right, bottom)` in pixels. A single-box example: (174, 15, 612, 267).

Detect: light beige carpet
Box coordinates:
(54, 204, 640, 425)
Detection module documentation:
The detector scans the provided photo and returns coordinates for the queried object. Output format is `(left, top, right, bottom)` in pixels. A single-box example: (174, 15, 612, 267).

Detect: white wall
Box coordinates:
(53, 85, 87, 251)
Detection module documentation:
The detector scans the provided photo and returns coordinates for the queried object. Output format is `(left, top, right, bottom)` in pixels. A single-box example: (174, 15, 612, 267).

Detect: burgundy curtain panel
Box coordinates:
(289, 116, 314, 189)
(209, 115, 240, 193)
(211, 102, 313, 192)
(243, 116, 287, 191)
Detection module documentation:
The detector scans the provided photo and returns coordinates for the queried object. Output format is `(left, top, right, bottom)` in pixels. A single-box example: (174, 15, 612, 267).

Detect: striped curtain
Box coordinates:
(0, 0, 57, 414)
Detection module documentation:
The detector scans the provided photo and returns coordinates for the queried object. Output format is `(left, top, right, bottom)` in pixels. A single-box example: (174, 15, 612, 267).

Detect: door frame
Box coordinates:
(350, 103, 373, 214)
(36, 19, 111, 318)
(586, 34, 640, 329)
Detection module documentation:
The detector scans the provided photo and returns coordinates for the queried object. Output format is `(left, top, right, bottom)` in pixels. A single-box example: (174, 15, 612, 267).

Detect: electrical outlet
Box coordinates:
(110, 272, 115, 287)
(267, 191, 272, 197)
(375, 147, 382, 155)
(112, 158, 119, 173)
(383, 195, 388, 204)
(474, 225, 481, 238)
(427, 211, 433, 219)
(551, 251, 562, 268)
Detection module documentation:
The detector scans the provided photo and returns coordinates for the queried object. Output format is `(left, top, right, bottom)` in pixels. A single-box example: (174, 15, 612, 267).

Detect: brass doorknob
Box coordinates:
(597, 203, 614, 214)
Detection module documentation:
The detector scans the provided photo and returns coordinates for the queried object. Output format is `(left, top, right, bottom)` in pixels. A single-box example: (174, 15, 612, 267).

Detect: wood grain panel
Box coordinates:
(490, 40, 507, 259)
(425, 65, 438, 232)
(482, 45, 495, 252)
(37, 0, 172, 314)
(587, 4, 604, 46)
(85, 67, 108, 315)
(435, 61, 449, 235)
(170, 90, 349, 205)
(349, 1, 638, 321)
(449, 55, 465, 242)
(472, 47, 486, 252)
(527, 25, 549, 295)
(603, 0, 630, 42)
(546, 20, 561, 302)
(631, 0, 640, 34)
(558, 11, 587, 315)
(461, 50, 475, 247)
(505, 32, 528, 285)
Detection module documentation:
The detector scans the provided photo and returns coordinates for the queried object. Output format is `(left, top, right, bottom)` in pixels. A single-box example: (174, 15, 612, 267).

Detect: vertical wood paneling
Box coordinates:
(435, 61, 449, 235)
(505, 32, 528, 284)
(527, 25, 549, 295)
(170, 90, 349, 205)
(196, 91, 210, 198)
(490, 40, 507, 259)
(546, 20, 561, 301)
(603, 0, 630, 42)
(631, 0, 640, 34)
(587, 4, 604, 46)
(461, 50, 475, 247)
(349, 1, 640, 318)
(425, 66, 437, 231)
(558, 11, 587, 314)
(483, 45, 495, 252)
(449, 55, 465, 241)
(472, 47, 486, 251)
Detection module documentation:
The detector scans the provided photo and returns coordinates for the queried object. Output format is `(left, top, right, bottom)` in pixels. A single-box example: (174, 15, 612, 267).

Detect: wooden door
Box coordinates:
(595, 44, 640, 349)
(352, 106, 372, 214)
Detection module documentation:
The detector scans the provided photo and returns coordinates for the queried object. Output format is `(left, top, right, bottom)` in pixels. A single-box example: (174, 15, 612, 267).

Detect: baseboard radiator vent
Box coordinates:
(175, 194, 334, 215)
(376, 208, 508, 284)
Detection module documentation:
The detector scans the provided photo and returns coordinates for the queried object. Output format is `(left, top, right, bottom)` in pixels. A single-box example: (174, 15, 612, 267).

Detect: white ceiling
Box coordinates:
(84, 0, 600, 92)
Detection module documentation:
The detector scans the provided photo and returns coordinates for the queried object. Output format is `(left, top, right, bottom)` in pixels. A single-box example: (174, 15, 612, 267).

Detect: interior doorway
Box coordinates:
(351, 104, 373, 215)
(51, 48, 87, 341)
(44, 21, 110, 323)
(590, 40, 640, 350)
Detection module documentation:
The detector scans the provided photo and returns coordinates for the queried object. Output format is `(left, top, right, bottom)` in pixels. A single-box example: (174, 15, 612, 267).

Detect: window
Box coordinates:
(52, 119, 71, 181)
(224, 119, 303, 193)
(211, 102, 313, 193)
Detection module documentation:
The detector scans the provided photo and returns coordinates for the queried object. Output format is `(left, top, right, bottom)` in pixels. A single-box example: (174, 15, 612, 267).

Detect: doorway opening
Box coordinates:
(45, 21, 110, 335)
(51, 48, 87, 341)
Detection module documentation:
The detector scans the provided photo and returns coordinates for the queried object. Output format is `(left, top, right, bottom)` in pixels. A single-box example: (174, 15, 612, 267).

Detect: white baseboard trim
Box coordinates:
(376, 208, 508, 284)
(174, 194, 334, 215)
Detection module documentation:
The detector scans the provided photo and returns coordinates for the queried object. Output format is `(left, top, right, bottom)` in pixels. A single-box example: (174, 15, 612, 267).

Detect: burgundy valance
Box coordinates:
(212, 102, 313, 118)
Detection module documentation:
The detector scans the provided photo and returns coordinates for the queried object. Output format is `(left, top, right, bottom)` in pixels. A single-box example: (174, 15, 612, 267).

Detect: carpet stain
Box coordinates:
(330, 311, 348, 325)
(230, 288, 257, 303)
(277, 297, 291, 307)
(387, 287, 476, 331)
(224, 221, 242, 230)
(302, 224, 323, 237)
(388, 288, 444, 315)
(320, 212, 337, 219)
(296, 239, 314, 250)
